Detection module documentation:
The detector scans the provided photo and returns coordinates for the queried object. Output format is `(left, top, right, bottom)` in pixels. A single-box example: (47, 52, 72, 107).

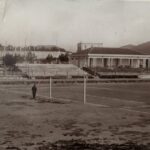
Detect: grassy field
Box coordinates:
(6, 81, 150, 113)
(0, 82, 150, 149)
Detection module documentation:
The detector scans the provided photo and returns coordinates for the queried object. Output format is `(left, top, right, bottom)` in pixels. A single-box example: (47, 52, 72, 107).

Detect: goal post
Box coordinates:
(48, 76, 87, 104)
(49, 76, 52, 99)
(84, 75, 87, 104)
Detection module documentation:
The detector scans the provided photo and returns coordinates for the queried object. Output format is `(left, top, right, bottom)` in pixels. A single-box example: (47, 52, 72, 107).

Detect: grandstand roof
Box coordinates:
(72, 47, 143, 56)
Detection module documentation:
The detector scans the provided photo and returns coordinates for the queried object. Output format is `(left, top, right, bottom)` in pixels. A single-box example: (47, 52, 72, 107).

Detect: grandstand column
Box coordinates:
(132, 59, 135, 68)
(129, 59, 133, 68)
(108, 58, 111, 68)
(146, 59, 148, 69)
(110, 58, 113, 68)
(91, 58, 94, 67)
(101, 58, 104, 67)
(95, 58, 99, 67)
(96, 58, 99, 67)
(119, 59, 122, 66)
(109, 58, 113, 68)
(97, 58, 102, 67)
(89, 58, 93, 68)
(87, 57, 90, 67)
(132, 59, 139, 68)
(137, 59, 140, 68)
(107, 58, 109, 67)
(142, 59, 146, 68)
(135, 59, 139, 68)
(92, 58, 94, 67)
(147, 59, 150, 69)
(93, 58, 97, 67)
(127, 59, 130, 67)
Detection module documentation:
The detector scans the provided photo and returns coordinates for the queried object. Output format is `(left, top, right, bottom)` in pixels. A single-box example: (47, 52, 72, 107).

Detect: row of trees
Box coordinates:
(2, 53, 69, 68)
(0, 44, 66, 52)
(45, 53, 69, 63)
(3, 52, 36, 67)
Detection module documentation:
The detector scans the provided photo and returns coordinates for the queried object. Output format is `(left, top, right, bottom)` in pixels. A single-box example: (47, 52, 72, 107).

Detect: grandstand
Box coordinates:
(17, 64, 87, 78)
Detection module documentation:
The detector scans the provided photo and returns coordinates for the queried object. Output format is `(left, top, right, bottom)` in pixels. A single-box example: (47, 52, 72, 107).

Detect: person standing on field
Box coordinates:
(32, 83, 37, 99)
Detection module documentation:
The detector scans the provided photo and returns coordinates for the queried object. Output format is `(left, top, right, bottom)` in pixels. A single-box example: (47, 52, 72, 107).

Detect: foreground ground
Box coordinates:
(0, 82, 150, 149)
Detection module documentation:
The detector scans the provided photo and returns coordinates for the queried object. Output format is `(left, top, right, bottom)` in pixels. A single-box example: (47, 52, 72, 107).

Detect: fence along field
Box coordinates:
(1, 78, 150, 114)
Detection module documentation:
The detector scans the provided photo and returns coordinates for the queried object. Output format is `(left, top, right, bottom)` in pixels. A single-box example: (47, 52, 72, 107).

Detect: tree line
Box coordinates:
(2, 52, 69, 68)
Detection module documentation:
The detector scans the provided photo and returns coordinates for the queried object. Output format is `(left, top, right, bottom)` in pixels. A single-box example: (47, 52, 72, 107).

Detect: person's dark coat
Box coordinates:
(32, 84, 37, 99)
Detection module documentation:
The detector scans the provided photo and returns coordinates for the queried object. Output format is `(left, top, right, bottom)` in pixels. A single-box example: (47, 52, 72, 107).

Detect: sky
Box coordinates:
(0, 0, 150, 51)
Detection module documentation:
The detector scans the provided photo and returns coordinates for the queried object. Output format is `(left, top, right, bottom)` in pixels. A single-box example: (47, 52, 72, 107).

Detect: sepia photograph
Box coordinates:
(0, 0, 150, 149)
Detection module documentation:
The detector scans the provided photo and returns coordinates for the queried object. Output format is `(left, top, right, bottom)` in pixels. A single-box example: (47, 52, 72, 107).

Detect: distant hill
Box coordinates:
(121, 44, 136, 50)
(121, 41, 150, 55)
(134, 41, 150, 54)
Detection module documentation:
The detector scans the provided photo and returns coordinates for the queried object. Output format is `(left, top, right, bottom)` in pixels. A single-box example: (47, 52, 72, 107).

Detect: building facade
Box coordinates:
(70, 47, 150, 69)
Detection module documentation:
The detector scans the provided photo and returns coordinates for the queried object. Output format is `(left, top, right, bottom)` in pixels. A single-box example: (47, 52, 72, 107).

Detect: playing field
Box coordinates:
(0, 81, 150, 149)
(2, 81, 150, 114)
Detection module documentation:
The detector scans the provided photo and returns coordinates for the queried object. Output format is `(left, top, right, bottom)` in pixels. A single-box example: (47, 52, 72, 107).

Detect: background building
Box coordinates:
(0, 45, 67, 64)
(71, 43, 150, 69)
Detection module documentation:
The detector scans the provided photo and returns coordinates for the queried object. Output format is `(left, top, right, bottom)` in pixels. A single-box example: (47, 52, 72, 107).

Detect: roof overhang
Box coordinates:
(88, 54, 150, 59)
